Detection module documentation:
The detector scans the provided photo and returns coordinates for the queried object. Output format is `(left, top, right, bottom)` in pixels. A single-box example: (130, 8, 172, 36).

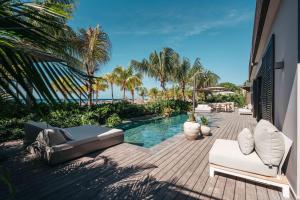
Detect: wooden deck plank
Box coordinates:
(0, 112, 283, 200)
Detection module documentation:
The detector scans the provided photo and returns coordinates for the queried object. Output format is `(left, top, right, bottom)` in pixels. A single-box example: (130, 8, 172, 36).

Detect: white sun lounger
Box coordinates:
(209, 132, 292, 198)
(25, 122, 124, 165)
(195, 104, 212, 113)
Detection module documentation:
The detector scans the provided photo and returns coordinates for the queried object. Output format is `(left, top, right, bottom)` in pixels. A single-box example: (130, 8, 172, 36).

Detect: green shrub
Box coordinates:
(146, 100, 191, 115)
(206, 94, 245, 108)
(0, 100, 192, 142)
(200, 116, 208, 125)
(105, 113, 122, 128)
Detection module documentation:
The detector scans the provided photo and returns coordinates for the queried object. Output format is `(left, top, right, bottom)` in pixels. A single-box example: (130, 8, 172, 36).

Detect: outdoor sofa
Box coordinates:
(24, 121, 124, 165)
(209, 119, 292, 198)
(195, 104, 212, 113)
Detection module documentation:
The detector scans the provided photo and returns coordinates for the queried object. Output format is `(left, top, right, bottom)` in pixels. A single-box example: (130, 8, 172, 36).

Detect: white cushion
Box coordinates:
(254, 119, 285, 166)
(209, 139, 278, 177)
(237, 128, 254, 155)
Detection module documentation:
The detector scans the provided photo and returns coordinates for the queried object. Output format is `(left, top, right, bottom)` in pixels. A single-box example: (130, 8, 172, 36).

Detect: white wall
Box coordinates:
(253, 0, 299, 197)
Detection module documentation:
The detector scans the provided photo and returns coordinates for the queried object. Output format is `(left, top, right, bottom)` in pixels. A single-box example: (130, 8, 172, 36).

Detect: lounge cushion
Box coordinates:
(209, 139, 278, 177)
(254, 120, 285, 166)
(237, 128, 254, 155)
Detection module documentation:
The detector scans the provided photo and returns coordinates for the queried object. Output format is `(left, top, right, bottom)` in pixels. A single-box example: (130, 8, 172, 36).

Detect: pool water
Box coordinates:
(124, 114, 188, 148)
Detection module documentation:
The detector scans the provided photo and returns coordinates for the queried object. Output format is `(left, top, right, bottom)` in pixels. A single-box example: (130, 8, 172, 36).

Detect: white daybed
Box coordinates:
(195, 104, 212, 113)
(25, 122, 124, 165)
(209, 120, 292, 198)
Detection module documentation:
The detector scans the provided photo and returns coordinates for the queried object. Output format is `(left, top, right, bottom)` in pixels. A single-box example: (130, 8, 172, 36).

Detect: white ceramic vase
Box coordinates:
(183, 121, 201, 140)
(201, 125, 211, 136)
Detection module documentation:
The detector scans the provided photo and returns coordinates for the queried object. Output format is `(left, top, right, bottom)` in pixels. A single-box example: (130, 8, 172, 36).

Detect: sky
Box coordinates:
(68, 0, 255, 99)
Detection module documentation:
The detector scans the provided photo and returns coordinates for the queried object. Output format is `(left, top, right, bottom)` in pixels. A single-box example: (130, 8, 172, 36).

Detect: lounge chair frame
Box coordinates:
(209, 164, 290, 198)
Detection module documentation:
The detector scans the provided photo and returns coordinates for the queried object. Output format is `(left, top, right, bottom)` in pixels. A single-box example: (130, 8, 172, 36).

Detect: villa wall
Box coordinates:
(252, 0, 300, 197)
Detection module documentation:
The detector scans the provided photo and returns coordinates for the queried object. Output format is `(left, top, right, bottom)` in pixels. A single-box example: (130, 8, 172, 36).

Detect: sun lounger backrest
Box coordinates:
(278, 132, 293, 175)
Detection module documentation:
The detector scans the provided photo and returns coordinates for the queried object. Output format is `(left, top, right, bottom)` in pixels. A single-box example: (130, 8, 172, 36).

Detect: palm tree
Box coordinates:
(138, 87, 148, 102)
(74, 25, 111, 106)
(93, 77, 108, 104)
(0, 0, 86, 105)
(148, 87, 159, 101)
(103, 72, 117, 103)
(127, 77, 142, 103)
(113, 66, 142, 100)
(173, 57, 191, 101)
(131, 47, 177, 95)
(204, 70, 220, 87)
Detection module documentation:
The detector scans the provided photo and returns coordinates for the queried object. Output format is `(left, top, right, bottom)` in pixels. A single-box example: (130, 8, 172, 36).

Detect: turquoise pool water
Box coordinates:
(124, 114, 188, 148)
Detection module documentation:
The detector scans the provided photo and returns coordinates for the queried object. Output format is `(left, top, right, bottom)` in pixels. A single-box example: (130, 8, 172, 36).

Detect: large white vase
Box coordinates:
(183, 121, 201, 140)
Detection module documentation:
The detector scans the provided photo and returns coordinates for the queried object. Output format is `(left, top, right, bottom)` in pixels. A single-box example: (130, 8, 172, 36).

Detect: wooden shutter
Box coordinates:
(260, 35, 275, 123)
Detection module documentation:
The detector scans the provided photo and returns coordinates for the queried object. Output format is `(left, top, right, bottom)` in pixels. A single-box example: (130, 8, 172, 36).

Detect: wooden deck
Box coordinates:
(0, 113, 292, 200)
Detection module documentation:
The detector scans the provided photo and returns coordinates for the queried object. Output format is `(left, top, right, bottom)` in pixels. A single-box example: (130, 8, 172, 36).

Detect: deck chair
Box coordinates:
(209, 132, 292, 198)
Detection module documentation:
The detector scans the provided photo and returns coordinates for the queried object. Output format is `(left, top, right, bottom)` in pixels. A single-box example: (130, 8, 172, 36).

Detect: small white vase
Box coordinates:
(183, 121, 200, 140)
(201, 125, 211, 136)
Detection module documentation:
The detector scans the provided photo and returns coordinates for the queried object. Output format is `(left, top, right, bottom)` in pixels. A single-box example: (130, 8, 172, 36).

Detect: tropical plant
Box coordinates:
(173, 57, 192, 101)
(219, 82, 240, 92)
(131, 47, 177, 95)
(105, 113, 122, 127)
(73, 24, 111, 106)
(93, 77, 108, 103)
(148, 87, 159, 101)
(200, 116, 209, 125)
(0, 0, 87, 106)
(204, 70, 220, 87)
(113, 66, 142, 101)
(103, 72, 117, 103)
(138, 87, 148, 102)
(126, 76, 142, 103)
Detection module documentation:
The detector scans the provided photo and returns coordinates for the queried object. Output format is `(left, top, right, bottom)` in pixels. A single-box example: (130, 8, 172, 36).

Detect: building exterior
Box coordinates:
(249, 0, 300, 198)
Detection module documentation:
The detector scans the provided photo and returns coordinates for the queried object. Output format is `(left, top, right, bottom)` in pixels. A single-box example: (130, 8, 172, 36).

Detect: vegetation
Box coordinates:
(0, 0, 87, 105)
(131, 48, 177, 96)
(105, 114, 122, 127)
(73, 25, 111, 106)
(200, 116, 208, 126)
(218, 82, 240, 92)
(206, 94, 245, 107)
(103, 72, 118, 102)
(113, 66, 142, 101)
(0, 100, 191, 142)
(93, 77, 108, 102)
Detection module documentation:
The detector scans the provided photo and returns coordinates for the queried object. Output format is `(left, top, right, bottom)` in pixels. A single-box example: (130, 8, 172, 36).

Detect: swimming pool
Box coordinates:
(124, 114, 188, 148)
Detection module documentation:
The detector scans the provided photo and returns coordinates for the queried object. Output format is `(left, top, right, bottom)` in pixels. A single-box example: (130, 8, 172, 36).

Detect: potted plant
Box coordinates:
(200, 115, 211, 136)
(183, 111, 200, 140)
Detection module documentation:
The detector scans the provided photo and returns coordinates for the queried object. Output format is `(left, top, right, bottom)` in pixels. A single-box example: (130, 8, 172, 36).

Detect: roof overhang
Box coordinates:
(249, 0, 282, 80)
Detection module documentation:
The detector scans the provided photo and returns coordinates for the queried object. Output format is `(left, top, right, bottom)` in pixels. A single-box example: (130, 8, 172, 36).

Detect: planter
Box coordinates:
(183, 121, 201, 140)
(201, 125, 211, 136)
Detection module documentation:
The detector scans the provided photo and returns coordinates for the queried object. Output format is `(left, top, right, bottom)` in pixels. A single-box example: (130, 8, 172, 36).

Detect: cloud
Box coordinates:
(111, 9, 252, 37)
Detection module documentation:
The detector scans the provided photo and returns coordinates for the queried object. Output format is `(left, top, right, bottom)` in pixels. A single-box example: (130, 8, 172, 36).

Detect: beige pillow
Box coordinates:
(237, 128, 254, 155)
(254, 119, 285, 166)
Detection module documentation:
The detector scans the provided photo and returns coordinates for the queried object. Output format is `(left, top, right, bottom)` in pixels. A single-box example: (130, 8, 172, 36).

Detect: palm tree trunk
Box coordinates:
(96, 91, 99, 104)
(182, 84, 185, 101)
(123, 88, 126, 100)
(173, 84, 176, 100)
(111, 83, 114, 103)
(161, 81, 167, 99)
(131, 90, 134, 103)
(87, 79, 93, 106)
